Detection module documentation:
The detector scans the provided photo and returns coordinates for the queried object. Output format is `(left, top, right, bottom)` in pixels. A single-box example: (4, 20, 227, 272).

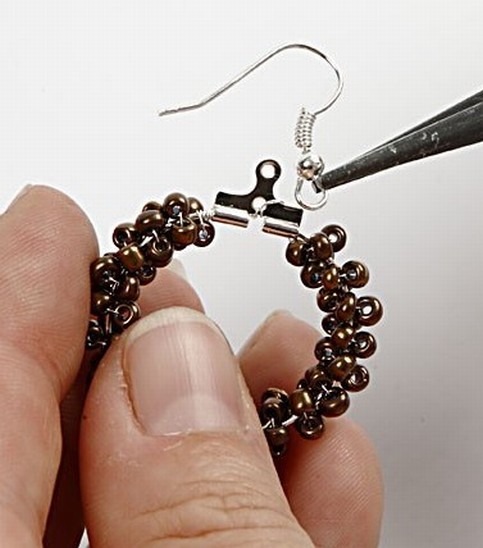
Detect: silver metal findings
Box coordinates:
(158, 43, 344, 215)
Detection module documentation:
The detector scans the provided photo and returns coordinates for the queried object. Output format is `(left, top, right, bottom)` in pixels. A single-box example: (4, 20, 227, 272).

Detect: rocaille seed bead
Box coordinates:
(305, 365, 332, 391)
(260, 397, 288, 425)
(295, 413, 325, 440)
(321, 313, 338, 335)
(90, 255, 121, 289)
(286, 237, 309, 267)
(262, 387, 290, 406)
(116, 275, 141, 301)
(112, 222, 139, 249)
(135, 210, 166, 233)
(91, 291, 112, 315)
(144, 237, 173, 268)
(309, 232, 333, 261)
(335, 292, 357, 322)
(327, 355, 356, 382)
(314, 337, 337, 362)
(265, 426, 289, 457)
(171, 218, 198, 247)
(193, 221, 215, 248)
(117, 243, 145, 272)
(301, 263, 325, 288)
(317, 288, 340, 313)
(163, 192, 189, 217)
(86, 318, 106, 350)
(322, 224, 347, 252)
(355, 296, 383, 326)
(289, 389, 314, 415)
(342, 365, 370, 392)
(352, 331, 377, 359)
(142, 201, 163, 212)
(331, 323, 356, 349)
(322, 264, 339, 290)
(137, 264, 157, 286)
(111, 302, 141, 330)
(342, 260, 370, 288)
(187, 196, 204, 215)
(315, 387, 350, 417)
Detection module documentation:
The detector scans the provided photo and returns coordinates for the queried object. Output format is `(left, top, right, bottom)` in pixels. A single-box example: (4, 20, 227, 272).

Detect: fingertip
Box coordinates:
(239, 310, 320, 400)
(283, 417, 383, 547)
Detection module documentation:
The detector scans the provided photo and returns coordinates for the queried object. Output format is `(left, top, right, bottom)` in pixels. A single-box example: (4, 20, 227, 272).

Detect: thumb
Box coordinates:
(80, 307, 312, 547)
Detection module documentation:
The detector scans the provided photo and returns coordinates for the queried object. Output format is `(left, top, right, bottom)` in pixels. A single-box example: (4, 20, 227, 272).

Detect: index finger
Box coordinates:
(0, 185, 97, 543)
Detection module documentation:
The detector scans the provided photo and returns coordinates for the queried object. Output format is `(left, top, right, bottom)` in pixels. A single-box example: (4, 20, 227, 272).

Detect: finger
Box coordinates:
(0, 186, 97, 544)
(138, 260, 204, 315)
(45, 259, 202, 547)
(238, 312, 383, 547)
(81, 307, 313, 547)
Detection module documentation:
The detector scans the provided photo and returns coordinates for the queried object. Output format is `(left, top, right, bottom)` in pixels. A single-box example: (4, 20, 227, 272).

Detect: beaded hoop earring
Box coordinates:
(85, 45, 383, 457)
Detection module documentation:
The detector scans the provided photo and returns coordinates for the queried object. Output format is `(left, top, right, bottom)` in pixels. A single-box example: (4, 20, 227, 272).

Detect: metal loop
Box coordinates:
(295, 178, 328, 211)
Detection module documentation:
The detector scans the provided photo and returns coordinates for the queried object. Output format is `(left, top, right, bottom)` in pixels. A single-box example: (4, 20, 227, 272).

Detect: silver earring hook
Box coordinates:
(158, 43, 343, 212)
(158, 43, 343, 118)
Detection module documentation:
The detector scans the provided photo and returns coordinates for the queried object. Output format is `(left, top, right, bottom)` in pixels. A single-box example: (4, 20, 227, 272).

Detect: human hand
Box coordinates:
(0, 186, 383, 547)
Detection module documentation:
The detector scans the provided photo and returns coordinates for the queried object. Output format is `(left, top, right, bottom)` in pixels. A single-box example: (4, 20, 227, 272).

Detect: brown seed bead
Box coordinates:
(91, 291, 112, 315)
(301, 263, 325, 288)
(342, 365, 370, 392)
(316, 387, 350, 417)
(145, 237, 173, 268)
(314, 337, 336, 362)
(142, 201, 163, 212)
(262, 387, 290, 405)
(111, 302, 141, 330)
(309, 232, 333, 261)
(305, 365, 332, 391)
(342, 260, 370, 288)
(194, 221, 215, 248)
(295, 413, 325, 440)
(86, 318, 105, 350)
(90, 255, 121, 289)
(289, 389, 314, 415)
(187, 196, 204, 215)
(265, 426, 289, 457)
(322, 264, 339, 290)
(112, 222, 139, 249)
(317, 288, 340, 313)
(116, 275, 140, 301)
(331, 323, 356, 349)
(322, 224, 347, 252)
(356, 296, 383, 327)
(171, 218, 198, 247)
(163, 192, 189, 217)
(137, 264, 157, 286)
(352, 331, 377, 359)
(117, 243, 145, 272)
(135, 210, 166, 233)
(327, 355, 356, 382)
(321, 313, 338, 335)
(335, 292, 357, 322)
(286, 237, 309, 267)
(260, 397, 287, 425)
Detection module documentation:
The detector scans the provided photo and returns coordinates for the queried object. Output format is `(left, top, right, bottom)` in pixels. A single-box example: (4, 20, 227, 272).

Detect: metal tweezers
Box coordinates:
(316, 89, 483, 191)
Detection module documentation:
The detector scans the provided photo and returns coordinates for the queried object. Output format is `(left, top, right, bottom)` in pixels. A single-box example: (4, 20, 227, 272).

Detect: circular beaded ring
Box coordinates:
(85, 184, 383, 458)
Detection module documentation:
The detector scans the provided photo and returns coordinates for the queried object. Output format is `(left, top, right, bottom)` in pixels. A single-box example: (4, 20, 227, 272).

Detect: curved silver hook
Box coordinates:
(158, 43, 343, 118)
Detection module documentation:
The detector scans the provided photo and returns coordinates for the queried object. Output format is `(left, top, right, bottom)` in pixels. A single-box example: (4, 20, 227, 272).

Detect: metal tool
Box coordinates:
(316, 89, 483, 191)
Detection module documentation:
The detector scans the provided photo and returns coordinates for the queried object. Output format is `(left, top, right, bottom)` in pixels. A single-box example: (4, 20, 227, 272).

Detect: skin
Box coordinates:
(0, 185, 383, 547)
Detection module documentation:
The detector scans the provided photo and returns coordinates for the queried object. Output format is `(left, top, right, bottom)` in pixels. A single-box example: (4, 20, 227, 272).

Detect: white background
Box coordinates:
(1, 2, 482, 547)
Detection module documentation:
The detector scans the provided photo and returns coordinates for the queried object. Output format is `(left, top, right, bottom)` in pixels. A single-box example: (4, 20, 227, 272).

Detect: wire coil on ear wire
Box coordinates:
(295, 108, 317, 152)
